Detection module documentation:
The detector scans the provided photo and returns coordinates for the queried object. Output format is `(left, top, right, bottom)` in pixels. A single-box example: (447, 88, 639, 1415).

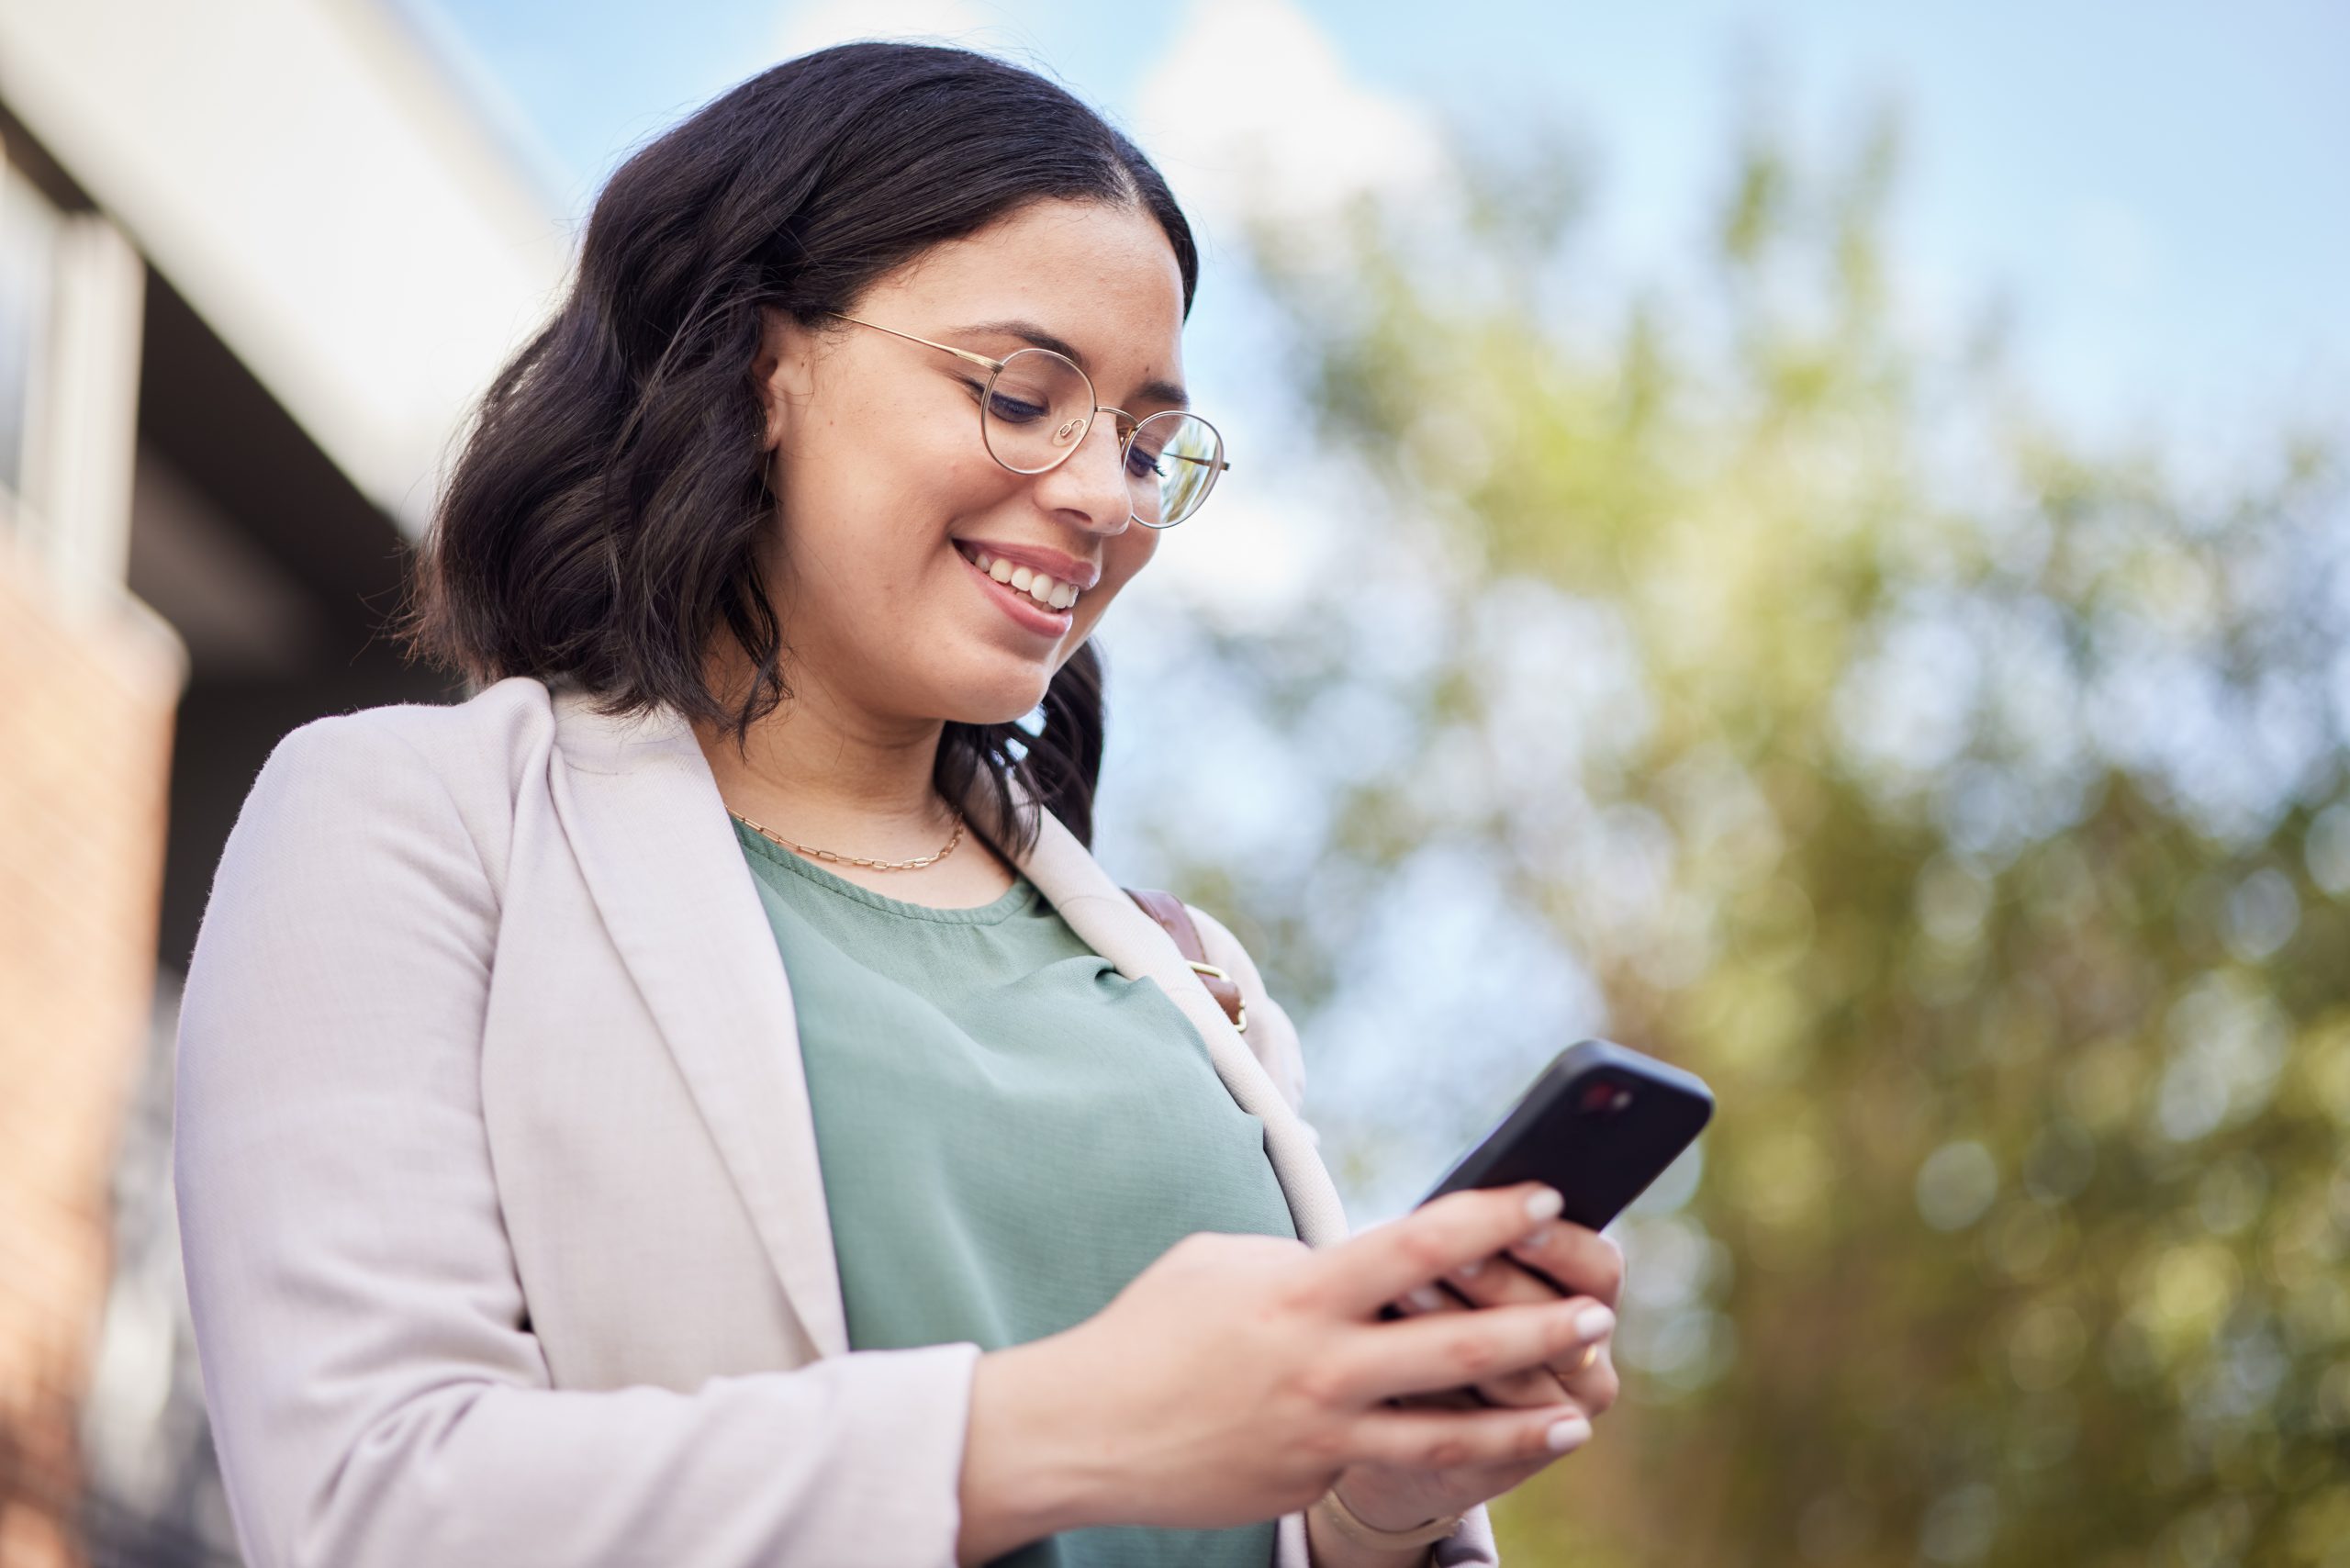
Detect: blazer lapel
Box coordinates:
(549, 684, 1352, 1367)
(550, 687, 854, 1359)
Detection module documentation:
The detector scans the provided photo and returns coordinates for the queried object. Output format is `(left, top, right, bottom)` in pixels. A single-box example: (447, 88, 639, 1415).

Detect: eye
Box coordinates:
(957, 375, 1045, 427)
(962, 375, 1054, 427)
(987, 389, 1050, 425)
(1124, 428, 1171, 479)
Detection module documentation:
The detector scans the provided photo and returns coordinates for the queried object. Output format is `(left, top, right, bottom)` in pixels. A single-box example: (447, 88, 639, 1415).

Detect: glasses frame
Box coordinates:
(825, 310, 1230, 529)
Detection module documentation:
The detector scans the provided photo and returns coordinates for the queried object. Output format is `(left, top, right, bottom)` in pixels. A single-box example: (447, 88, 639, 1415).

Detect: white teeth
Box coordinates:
(964, 544, 1080, 613)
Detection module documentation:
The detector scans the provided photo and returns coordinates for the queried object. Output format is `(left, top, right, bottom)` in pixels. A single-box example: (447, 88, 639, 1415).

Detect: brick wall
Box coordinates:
(0, 543, 183, 1568)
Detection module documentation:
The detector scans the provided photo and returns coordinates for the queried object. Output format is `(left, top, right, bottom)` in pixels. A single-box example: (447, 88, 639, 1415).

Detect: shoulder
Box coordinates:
(260, 674, 554, 779)
(233, 676, 557, 890)
(250, 675, 554, 813)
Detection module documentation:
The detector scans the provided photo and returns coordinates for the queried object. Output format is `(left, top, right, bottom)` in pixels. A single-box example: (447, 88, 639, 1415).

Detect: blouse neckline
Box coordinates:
(733, 815, 1038, 926)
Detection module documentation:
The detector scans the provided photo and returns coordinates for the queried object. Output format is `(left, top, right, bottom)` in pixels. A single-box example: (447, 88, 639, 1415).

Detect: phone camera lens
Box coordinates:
(1578, 1080, 1635, 1115)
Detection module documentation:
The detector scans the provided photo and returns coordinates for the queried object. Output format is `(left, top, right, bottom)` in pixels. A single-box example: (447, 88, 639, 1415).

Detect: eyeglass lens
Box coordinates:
(979, 348, 1223, 527)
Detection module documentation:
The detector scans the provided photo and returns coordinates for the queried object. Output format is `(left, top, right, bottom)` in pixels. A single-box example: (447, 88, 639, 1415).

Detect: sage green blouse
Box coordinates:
(733, 818, 1299, 1568)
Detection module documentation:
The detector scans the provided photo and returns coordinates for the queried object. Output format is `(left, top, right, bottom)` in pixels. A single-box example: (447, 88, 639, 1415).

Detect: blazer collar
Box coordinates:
(544, 683, 1348, 1361)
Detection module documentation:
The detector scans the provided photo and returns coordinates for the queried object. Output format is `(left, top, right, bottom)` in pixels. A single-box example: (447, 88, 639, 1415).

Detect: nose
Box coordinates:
(1028, 411, 1134, 535)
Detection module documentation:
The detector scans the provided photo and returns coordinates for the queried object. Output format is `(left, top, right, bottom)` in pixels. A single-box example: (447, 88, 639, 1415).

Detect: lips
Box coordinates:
(956, 542, 1073, 636)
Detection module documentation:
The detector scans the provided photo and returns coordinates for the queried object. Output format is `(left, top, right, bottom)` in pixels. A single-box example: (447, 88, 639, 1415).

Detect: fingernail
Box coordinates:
(1526, 1187, 1564, 1223)
(1407, 1285, 1443, 1311)
(1573, 1305, 1616, 1340)
(1456, 1258, 1484, 1279)
(1519, 1226, 1555, 1250)
(1546, 1416, 1593, 1453)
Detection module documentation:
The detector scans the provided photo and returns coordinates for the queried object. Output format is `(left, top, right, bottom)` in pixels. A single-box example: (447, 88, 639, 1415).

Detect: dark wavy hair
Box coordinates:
(391, 41, 1201, 853)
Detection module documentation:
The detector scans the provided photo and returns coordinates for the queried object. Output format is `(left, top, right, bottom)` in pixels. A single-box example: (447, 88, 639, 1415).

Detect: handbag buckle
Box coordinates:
(1186, 960, 1248, 1034)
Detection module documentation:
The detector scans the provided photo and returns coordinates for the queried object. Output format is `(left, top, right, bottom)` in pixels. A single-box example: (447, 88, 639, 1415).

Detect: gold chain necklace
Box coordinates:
(729, 807, 966, 872)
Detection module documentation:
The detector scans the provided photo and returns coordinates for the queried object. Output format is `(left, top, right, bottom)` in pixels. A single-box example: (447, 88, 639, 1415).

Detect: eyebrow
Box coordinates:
(949, 318, 1191, 410)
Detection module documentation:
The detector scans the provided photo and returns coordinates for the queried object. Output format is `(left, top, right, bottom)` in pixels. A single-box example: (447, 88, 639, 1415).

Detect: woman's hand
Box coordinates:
(1325, 1209, 1627, 1534)
(957, 1182, 1606, 1560)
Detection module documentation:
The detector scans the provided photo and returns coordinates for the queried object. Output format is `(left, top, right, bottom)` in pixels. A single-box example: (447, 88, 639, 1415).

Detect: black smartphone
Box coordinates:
(1417, 1037, 1715, 1228)
(1373, 1038, 1716, 1384)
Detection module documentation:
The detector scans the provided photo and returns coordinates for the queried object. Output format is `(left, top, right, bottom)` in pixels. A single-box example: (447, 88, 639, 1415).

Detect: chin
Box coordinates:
(939, 671, 1056, 729)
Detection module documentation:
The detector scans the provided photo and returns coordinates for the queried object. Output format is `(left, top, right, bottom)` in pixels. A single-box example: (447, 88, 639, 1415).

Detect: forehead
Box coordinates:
(867, 198, 1188, 364)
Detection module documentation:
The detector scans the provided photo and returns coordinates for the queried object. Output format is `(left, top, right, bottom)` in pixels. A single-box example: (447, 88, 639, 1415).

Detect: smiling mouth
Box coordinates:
(954, 542, 1077, 635)
(954, 541, 1083, 612)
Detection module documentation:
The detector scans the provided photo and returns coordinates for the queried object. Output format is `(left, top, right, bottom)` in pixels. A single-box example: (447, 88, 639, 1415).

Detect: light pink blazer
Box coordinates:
(173, 673, 1502, 1567)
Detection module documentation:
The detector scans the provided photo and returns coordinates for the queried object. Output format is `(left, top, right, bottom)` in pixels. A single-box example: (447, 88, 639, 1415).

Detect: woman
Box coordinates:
(173, 41, 1625, 1568)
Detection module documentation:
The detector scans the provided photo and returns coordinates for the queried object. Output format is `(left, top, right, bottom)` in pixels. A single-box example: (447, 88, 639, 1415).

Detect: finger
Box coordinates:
(1433, 1260, 1620, 1397)
(1321, 1183, 1566, 1318)
(1332, 1295, 1596, 1405)
(1441, 1249, 1549, 1304)
(1561, 1335, 1621, 1419)
(1500, 1220, 1626, 1309)
(1390, 1281, 1574, 1408)
(1346, 1399, 1595, 1472)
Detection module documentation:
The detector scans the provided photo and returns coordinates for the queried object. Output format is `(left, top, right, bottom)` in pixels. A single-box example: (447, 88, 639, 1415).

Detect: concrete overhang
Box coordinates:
(0, 0, 573, 536)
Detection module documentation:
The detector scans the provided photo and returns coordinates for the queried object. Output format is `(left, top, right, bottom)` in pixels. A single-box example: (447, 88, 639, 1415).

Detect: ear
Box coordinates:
(750, 306, 815, 453)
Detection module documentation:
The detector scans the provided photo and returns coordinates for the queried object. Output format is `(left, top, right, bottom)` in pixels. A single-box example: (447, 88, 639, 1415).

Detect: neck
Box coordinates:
(690, 659, 961, 858)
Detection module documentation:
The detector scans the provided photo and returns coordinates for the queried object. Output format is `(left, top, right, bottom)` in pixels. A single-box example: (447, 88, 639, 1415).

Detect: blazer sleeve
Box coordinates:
(1181, 904, 1505, 1568)
(173, 714, 984, 1568)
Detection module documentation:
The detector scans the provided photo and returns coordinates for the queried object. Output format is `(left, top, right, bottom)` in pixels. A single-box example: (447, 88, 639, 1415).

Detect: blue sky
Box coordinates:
(402, 0, 2349, 461)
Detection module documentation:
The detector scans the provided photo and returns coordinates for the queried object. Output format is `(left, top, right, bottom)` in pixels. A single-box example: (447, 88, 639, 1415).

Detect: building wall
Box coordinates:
(0, 537, 182, 1568)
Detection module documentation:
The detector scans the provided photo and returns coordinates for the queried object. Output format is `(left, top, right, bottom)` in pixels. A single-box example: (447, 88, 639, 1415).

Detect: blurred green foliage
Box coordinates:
(1163, 99, 2350, 1567)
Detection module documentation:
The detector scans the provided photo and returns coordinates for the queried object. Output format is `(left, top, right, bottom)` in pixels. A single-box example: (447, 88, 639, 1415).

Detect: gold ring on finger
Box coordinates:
(1571, 1341, 1600, 1375)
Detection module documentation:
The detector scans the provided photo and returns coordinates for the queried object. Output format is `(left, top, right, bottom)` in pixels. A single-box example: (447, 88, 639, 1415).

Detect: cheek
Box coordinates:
(1107, 526, 1163, 590)
(787, 378, 1002, 512)
(1069, 529, 1160, 632)
(781, 432, 1009, 582)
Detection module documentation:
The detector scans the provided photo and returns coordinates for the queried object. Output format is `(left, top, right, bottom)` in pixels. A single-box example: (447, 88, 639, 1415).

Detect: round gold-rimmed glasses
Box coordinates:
(826, 310, 1230, 529)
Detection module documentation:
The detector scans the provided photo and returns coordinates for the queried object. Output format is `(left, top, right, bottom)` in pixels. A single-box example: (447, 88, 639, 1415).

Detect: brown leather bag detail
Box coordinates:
(1123, 887, 1248, 1034)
